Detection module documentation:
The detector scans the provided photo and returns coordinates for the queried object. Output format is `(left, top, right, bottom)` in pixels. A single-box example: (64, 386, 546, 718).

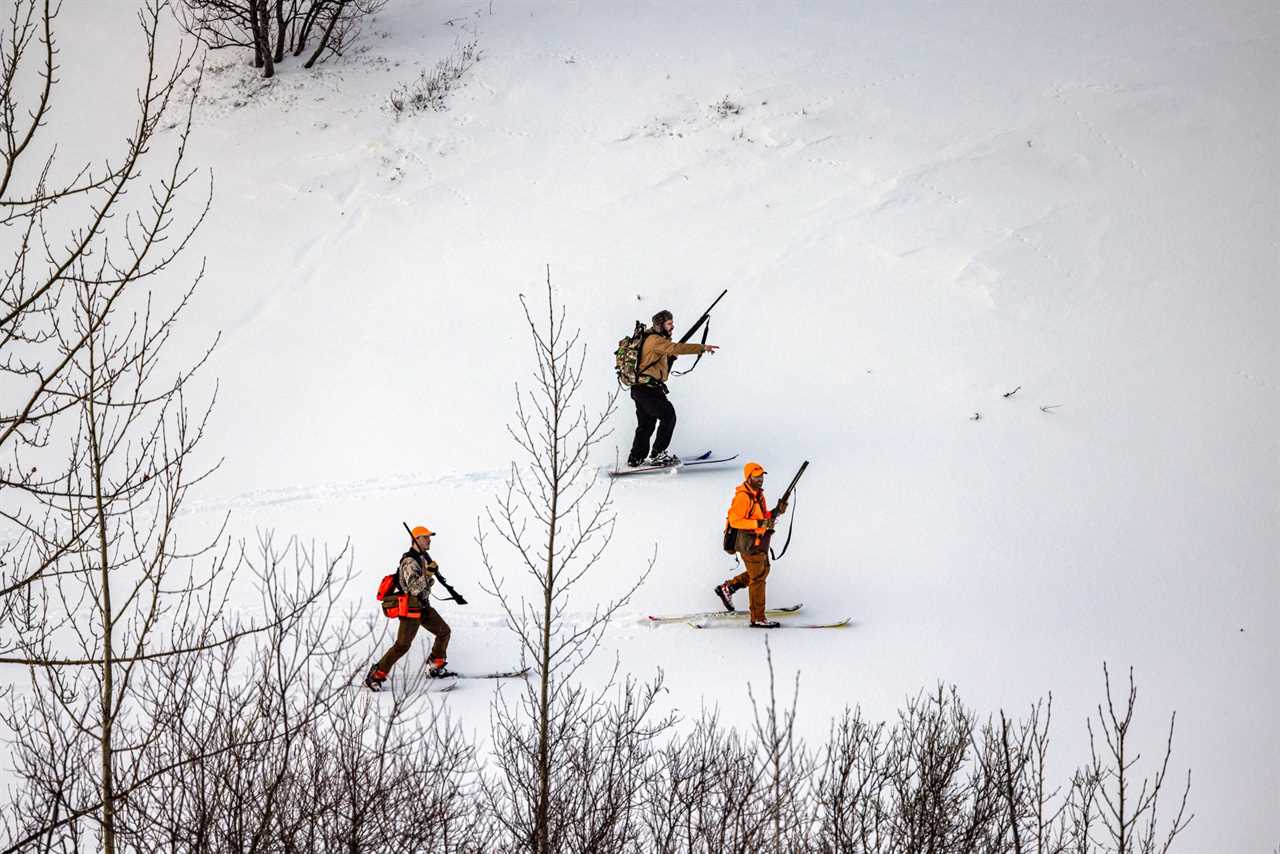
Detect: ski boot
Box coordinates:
(647, 451, 680, 467)
(714, 582, 736, 612)
(364, 667, 388, 691)
(427, 658, 455, 679)
(626, 456, 645, 468)
(749, 619, 781, 629)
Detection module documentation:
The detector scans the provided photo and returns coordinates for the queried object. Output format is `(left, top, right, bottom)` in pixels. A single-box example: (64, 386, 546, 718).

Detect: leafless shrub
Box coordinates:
(713, 95, 742, 118)
(643, 709, 768, 852)
(121, 610, 491, 853)
(175, 0, 388, 77)
(388, 37, 481, 115)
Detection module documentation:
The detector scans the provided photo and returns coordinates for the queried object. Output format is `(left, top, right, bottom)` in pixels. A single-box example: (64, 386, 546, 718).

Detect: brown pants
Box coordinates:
(375, 607, 451, 673)
(725, 550, 770, 622)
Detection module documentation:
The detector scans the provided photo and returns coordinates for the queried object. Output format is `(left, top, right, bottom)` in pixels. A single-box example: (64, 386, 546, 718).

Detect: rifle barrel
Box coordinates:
(677, 288, 729, 343)
(781, 460, 810, 502)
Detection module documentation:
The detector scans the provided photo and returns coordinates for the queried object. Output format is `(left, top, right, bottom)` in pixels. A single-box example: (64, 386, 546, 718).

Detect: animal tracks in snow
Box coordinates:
(1050, 83, 1150, 179)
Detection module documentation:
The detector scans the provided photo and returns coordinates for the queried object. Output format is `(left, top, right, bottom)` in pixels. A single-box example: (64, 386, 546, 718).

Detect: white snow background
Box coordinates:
(13, 0, 1279, 849)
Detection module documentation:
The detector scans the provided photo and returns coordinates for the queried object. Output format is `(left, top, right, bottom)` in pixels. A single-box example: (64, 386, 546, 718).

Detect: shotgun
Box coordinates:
(759, 461, 809, 556)
(677, 288, 728, 344)
(401, 522, 469, 605)
(670, 288, 728, 376)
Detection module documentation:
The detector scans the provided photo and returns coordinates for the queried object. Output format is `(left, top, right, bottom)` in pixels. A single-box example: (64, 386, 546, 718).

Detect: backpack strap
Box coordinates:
(635, 329, 662, 384)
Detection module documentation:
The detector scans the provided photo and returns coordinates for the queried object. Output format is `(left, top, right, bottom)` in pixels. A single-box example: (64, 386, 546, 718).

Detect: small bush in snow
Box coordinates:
(388, 38, 481, 115)
(713, 94, 743, 118)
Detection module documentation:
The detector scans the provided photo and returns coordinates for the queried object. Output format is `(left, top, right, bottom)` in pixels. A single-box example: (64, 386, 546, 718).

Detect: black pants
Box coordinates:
(630, 383, 676, 462)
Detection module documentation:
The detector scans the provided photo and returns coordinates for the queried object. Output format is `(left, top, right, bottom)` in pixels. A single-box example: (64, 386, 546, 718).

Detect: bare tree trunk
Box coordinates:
(273, 0, 287, 63)
(253, 0, 268, 67)
(293, 0, 323, 55)
(534, 289, 559, 854)
(303, 0, 347, 69)
(251, 0, 274, 76)
(89, 337, 117, 854)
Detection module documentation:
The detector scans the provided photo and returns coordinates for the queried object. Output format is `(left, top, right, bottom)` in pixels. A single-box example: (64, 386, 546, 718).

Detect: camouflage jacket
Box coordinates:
(398, 550, 438, 608)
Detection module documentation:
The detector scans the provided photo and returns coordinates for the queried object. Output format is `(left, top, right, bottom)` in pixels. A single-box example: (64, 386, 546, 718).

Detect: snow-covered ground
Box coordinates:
(32, 0, 1280, 849)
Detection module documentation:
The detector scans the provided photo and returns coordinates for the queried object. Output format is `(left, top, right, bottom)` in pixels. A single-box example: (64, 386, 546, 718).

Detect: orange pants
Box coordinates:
(725, 551, 770, 622)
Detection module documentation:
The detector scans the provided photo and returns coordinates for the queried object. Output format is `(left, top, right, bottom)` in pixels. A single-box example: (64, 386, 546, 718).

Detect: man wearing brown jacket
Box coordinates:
(365, 525, 453, 690)
(627, 309, 719, 467)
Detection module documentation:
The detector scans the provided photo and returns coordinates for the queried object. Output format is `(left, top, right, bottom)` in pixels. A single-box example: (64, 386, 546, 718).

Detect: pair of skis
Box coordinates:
(647, 604, 851, 630)
(357, 667, 530, 693)
(609, 450, 738, 477)
(432, 667, 530, 692)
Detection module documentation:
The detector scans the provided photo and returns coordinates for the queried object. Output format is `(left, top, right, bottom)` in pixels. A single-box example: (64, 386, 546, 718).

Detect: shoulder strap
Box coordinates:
(769, 491, 797, 560)
(671, 317, 711, 377)
(635, 329, 664, 381)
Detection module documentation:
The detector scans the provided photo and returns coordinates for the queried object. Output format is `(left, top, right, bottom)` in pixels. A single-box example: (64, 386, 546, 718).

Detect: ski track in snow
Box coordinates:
(181, 469, 508, 517)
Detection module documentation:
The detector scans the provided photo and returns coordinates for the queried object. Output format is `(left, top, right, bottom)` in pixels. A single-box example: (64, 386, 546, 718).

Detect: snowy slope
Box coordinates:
(40, 0, 1280, 849)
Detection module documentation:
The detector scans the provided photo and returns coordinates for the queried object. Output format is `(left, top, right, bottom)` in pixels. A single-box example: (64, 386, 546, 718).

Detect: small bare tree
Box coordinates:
(175, 0, 388, 77)
(477, 268, 665, 854)
(1084, 664, 1193, 854)
(748, 640, 814, 852)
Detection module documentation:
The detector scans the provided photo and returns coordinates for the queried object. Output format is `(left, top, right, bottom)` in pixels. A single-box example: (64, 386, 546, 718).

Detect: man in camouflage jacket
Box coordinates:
(365, 525, 453, 689)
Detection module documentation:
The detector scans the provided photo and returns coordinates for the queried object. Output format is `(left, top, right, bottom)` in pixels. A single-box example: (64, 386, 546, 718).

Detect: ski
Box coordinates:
(689, 617, 852, 630)
(349, 678, 460, 693)
(437, 667, 530, 680)
(647, 604, 802, 624)
(609, 451, 738, 477)
(352, 667, 530, 692)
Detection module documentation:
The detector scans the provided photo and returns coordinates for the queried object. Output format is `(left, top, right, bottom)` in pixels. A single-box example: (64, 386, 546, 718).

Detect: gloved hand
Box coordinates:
(756, 518, 776, 531)
(425, 560, 439, 573)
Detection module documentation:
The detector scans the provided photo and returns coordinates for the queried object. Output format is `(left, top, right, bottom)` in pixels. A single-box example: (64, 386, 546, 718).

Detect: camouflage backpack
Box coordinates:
(614, 321, 653, 387)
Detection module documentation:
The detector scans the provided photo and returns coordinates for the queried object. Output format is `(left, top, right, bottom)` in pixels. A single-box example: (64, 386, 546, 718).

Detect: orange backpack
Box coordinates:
(376, 565, 420, 619)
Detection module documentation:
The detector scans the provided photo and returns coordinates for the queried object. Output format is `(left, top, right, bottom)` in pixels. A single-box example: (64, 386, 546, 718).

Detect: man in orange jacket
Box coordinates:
(714, 462, 788, 627)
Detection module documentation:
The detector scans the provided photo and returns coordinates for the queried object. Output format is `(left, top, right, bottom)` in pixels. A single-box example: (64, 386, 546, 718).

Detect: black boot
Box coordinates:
(364, 667, 388, 691)
(749, 619, 781, 629)
(714, 582, 736, 612)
